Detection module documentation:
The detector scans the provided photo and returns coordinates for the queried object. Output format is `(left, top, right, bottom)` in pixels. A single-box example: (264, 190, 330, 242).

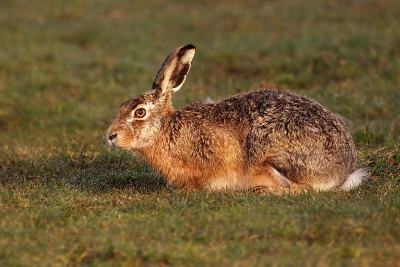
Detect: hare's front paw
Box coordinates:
(250, 185, 290, 195)
(250, 184, 312, 195)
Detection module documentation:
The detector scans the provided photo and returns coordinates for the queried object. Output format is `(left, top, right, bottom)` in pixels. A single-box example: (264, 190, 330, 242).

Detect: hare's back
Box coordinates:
(181, 89, 348, 132)
(216, 89, 342, 126)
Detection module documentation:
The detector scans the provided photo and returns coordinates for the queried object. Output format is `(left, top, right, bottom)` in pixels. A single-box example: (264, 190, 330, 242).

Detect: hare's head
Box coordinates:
(107, 44, 196, 149)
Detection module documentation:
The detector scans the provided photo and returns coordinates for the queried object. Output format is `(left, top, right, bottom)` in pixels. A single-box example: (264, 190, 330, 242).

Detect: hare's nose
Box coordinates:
(108, 133, 117, 141)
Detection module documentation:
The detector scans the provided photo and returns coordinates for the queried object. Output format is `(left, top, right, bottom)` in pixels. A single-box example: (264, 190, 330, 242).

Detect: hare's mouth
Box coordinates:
(107, 139, 116, 147)
(107, 138, 131, 150)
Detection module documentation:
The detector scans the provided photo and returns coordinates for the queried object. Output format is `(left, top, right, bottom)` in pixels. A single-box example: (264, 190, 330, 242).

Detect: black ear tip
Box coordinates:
(183, 44, 196, 50)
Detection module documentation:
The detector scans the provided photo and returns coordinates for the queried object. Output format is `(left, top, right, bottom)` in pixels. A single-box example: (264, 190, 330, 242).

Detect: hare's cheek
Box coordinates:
(129, 120, 161, 148)
(123, 122, 148, 148)
(113, 129, 135, 149)
(141, 122, 157, 139)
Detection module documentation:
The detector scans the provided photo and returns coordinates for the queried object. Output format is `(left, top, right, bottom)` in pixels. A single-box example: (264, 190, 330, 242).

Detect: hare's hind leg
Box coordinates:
(247, 165, 289, 194)
(247, 165, 310, 195)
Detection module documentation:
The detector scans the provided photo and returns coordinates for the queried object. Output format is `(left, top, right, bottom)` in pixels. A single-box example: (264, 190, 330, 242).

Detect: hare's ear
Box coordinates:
(151, 44, 195, 98)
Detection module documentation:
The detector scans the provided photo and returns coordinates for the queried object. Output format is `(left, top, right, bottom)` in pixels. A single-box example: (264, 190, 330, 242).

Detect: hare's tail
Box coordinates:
(338, 168, 368, 191)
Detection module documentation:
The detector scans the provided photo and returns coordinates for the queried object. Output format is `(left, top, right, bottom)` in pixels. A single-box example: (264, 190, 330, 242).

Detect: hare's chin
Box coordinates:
(108, 139, 126, 149)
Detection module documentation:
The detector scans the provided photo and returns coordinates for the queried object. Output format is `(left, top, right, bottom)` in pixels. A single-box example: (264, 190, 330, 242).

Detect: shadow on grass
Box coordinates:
(0, 150, 168, 194)
(0, 144, 398, 197)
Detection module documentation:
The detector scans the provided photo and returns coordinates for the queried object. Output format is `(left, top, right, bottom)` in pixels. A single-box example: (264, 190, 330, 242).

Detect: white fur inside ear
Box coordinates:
(171, 82, 184, 93)
(174, 50, 195, 90)
(182, 48, 195, 62)
(163, 47, 196, 94)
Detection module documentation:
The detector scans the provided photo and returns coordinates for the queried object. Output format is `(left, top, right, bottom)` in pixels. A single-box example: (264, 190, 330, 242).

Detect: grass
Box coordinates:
(1, 0, 399, 265)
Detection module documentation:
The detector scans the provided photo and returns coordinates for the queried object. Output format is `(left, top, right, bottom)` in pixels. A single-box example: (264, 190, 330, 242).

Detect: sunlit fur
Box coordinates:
(107, 44, 367, 193)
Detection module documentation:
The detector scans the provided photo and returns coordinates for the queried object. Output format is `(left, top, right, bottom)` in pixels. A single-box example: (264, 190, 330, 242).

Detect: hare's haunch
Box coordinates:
(107, 44, 367, 193)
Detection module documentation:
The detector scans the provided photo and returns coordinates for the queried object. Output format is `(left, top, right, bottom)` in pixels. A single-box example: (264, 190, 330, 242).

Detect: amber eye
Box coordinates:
(134, 108, 146, 118)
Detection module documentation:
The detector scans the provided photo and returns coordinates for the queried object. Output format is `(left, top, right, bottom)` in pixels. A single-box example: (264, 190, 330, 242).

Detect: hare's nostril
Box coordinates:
(108, 133, 117, 141)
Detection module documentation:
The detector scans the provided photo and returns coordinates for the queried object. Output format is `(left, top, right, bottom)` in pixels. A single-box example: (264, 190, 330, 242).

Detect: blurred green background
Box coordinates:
(1, 0, 399, 149)
(0, 0, 399, 265)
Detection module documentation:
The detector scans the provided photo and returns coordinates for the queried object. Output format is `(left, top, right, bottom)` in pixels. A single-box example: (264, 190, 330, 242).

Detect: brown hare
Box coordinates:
(107, 44, 367, 193)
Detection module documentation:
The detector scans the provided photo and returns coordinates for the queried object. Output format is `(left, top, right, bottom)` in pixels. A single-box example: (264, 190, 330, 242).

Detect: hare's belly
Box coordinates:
(208, 176, 240, 190)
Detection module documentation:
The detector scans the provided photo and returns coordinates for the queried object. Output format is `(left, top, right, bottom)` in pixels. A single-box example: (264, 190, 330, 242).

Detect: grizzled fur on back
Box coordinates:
(107, 44, 366, 193)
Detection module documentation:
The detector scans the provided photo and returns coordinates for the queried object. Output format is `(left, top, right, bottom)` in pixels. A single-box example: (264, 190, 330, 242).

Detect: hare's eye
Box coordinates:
(134, 108, 146, 118)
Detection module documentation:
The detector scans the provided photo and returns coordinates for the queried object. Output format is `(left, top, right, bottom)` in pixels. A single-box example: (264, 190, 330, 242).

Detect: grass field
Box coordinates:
(1, 0, 399, 265)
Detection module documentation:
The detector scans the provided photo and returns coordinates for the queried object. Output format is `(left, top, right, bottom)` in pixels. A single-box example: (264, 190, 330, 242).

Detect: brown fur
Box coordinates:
(107, 44, 366, 193)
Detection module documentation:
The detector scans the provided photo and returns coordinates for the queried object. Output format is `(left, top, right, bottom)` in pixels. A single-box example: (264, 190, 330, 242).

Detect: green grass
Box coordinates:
(1, 0, 399, 265)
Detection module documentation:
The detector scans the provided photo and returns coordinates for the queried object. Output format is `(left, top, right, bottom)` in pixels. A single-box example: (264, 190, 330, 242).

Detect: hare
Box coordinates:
(107, 44, 367, 193)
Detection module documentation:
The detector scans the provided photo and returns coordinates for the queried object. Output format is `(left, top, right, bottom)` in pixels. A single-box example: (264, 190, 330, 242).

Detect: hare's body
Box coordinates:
(107, 45, 366, 193)
(134, 89, 356, 190)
